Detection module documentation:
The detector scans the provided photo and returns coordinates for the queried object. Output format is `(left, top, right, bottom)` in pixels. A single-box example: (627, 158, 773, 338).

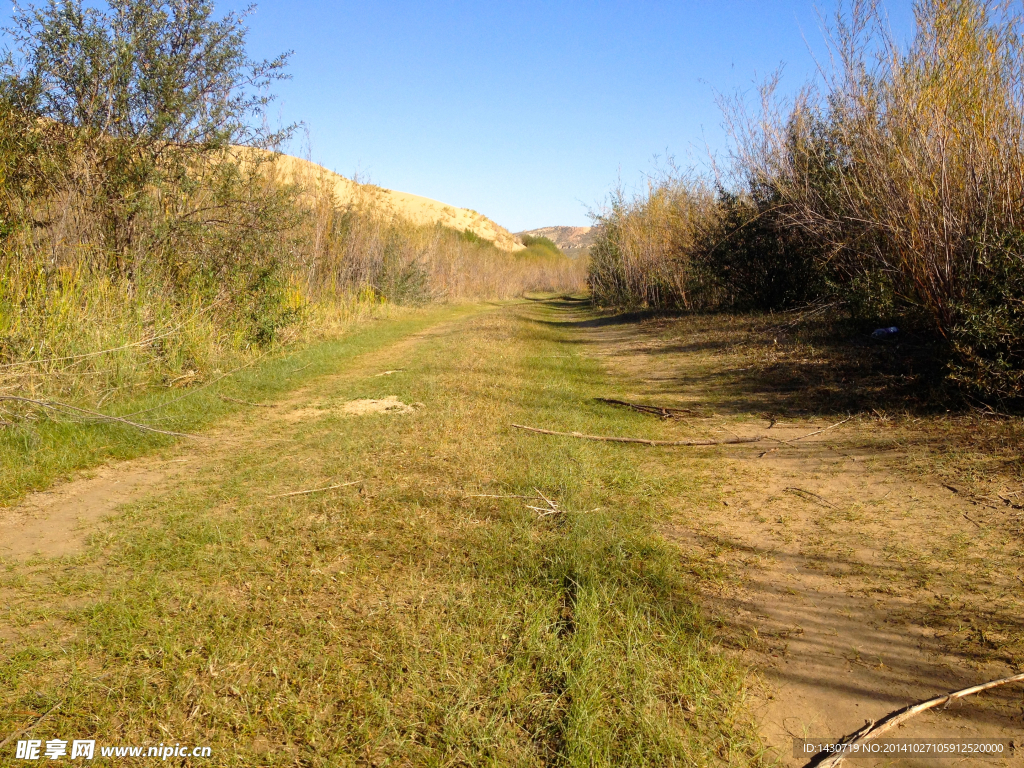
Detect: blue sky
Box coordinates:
(2, 1, 915, 231)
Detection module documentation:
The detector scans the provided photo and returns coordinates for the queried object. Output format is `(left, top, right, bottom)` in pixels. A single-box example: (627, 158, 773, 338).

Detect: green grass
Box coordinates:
(0, 304, 479, 505)
(1, 298, 764, 766)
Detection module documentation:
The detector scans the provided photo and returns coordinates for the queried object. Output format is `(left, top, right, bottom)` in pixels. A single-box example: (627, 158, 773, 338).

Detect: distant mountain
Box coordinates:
(516, 226, 596, 256)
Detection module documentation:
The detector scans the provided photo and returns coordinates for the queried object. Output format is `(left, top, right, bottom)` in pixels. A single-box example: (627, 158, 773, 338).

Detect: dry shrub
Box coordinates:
(588, 174, 720, 310)
(0, 143, 585, 405)
(594, 0, 1024, 403)
(744, 0, 1024, 400)
(285, 159, 586, 306)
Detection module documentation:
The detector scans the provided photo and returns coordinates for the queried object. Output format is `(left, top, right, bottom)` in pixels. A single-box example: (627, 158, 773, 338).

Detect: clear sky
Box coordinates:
(1, 1, 915, 232)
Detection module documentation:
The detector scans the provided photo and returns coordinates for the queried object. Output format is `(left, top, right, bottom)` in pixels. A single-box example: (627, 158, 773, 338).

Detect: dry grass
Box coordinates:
(0, 149, 585, 420)
(0, 299, 766, 767)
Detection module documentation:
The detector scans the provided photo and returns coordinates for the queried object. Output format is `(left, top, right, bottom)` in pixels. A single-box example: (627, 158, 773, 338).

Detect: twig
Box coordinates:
(596, 398, 700, 418)
(776, 416, 854, 444)
(808, 672, 1024, 768)
(0, 701, 62, 750)
(784, 487, 839, 509)
(511, 424, 762, 446)
(526, 505, 561, 517)
(997, 492, 1024, 510)
(533, 487, 559, 512)
(123, 350, 273, 418)
(219, 396, 276, 408)
(468, 493, 546, 500)
(962, 511, 982, 527)
(267, 480, 362, 499)
(0, 396, 202, 439)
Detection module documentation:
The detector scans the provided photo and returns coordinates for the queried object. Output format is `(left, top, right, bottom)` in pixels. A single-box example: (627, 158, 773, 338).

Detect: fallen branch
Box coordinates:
(0, 396, 202, 439)
(528, 488, 564, 517)
(511, 423, 762, 446)
(776, 416, 854, 444)
(220, 396, 276, 408)
(468, 493, 546, 500)
(784, 487, 838, 509)
(534, 487, 559, 511)
(997, 492, 1024, 511)
(0, 701, 62, 750)
(526, 504, 561, 517)
(596, 398, 701, 418)
(809, 671, 1024, 768)
(267, 480, 362, 499)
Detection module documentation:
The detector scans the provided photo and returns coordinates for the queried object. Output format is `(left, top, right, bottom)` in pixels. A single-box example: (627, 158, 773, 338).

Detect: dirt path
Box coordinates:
(2, 299, 1020, 766)
(3, 299, 781, 766)
(567, 308, 1024, 767)
(0, 315, 472, 563)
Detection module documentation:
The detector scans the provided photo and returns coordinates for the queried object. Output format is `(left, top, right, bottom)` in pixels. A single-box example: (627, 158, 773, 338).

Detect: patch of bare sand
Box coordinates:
(561, 304, 1024, 767)
(284, 396, 422, 422)
(0, 458, 190, 561)
(341, 397, 419, 415)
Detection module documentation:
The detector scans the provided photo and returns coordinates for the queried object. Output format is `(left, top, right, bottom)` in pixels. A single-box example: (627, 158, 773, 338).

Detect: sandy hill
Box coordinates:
(265, 154, 523, 252)
(516, 226, 596, 255)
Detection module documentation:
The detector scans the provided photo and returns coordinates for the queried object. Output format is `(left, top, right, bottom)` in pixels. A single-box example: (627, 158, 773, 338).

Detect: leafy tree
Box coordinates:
(1, 0, 294, 262)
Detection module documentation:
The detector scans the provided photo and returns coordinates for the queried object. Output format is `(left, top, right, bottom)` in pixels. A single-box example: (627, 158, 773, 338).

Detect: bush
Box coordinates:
(594, 0, 1024, 404)
(746, 0, 1024, 400)
(695, 188, 825, 311)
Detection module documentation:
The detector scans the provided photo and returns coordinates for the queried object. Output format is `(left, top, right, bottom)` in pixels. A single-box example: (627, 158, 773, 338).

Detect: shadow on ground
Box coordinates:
(528, 297, 965, 418)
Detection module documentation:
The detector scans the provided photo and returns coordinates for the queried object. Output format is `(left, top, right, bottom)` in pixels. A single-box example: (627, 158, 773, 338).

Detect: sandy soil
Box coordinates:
(573, 312, 1024, 768)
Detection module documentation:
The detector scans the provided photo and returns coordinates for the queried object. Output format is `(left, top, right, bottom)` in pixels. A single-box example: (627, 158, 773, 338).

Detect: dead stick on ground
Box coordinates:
(0, 701, 62, 750)
(468, 493, 546, 501)
(809, 672, 1024, 768)
(773, 415, 855, 444)
(596, 398, 700, 417)
(511, 424, 762, 447)
(534, 487, 559, 511)
(526, 505, 560, 517)
(267, 480, 362, 499)
(784, 487, 838, 509)
(219, 396, 276, 408)
(0, 396, 202, 439)
(963, 511, 982, 527)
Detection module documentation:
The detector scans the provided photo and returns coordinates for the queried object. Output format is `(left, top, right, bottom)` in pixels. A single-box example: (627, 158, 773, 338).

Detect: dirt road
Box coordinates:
(2, 298, 1021, 766)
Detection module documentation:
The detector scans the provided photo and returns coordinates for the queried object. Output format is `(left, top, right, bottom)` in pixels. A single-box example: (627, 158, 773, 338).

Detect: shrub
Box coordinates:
(749, 0, 1024, 399)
